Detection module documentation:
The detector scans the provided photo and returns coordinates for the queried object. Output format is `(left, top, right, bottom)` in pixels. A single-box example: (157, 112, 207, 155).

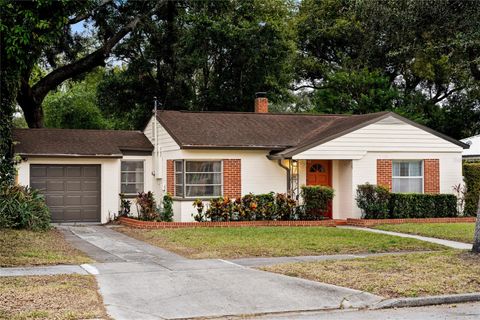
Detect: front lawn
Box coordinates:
(117, 226, 444, 259)
(262, 251, 480, 298)
(374, 223, 475, 244)
(0, 275, 109, 320)
(0, 229, 92, 267)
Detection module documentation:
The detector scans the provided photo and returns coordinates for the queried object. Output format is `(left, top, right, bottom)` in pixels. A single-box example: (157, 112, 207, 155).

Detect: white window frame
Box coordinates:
(174, 160, 223, 198)
(392, 160, 424, 193)
(120, 160, 145, 196)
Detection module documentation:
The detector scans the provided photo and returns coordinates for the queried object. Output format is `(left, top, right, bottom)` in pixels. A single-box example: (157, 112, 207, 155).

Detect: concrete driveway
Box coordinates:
(63, 226, 381, 320)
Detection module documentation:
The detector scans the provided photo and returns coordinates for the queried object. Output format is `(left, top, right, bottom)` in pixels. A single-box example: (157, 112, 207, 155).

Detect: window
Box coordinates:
(174, 160, 222, 197)
(392, 161, 423, 193)
(121, 161, 144, 195)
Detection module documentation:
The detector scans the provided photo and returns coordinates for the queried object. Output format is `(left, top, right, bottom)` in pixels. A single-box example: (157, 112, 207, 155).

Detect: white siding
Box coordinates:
(16, 155, 153, 224)
(294, 116, 463, 160)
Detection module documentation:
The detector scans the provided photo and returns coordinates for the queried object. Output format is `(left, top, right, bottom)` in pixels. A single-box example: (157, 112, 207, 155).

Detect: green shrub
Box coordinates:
(300, 185, 334, 220)
(160, 193, 174, 222)
(389, 193, 457, 218)
(356, 183, 390, 219)
(463, 162, 480, 216)
(0, 184, 51, 231)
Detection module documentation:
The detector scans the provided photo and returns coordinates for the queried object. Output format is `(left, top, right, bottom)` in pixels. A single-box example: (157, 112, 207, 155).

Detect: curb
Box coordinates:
(371, 292, 480, 309)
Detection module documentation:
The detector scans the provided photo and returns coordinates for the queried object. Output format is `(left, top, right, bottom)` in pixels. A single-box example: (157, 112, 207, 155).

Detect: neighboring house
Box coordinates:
(14, 95, 468, 223)
(460, 135, 480, 160)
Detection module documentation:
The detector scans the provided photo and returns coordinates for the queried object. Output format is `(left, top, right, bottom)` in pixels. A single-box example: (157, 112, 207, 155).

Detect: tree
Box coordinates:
(43, 69, 110, 129)
(1, 0, 80, 185)
(295, 0, 480, 139)
(311, 69, 399, 114)
(473, 195, 480, 253)
(11, 0, 165, 128)
(96, 0, 296, 129)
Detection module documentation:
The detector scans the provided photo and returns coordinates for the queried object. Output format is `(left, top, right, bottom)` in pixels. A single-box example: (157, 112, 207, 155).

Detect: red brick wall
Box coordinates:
(376, 159, 392, 191)
(223, 159, 241, 199)
(424, 159, 440, 194)
(166, 160, 174, 195)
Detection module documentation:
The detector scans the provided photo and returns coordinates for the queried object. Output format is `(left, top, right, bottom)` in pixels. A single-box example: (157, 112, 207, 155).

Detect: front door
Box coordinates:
(306, 160, 332, 218)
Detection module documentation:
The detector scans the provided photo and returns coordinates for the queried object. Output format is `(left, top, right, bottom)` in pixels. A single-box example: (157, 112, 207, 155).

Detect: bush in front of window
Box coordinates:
(0, 184, 51, 231)
(194, 192, 300, 222)
(389, 193, 458, 218)
(356, 183, 390, 219)
(299, 185, 335, 220)
(463, 162, 480, 216)
(355, 184, 458, 219)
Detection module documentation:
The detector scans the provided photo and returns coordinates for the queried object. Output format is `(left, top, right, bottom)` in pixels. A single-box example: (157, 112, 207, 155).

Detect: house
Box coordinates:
(460, 135, 480, 160)
(14, 95, 468, 223)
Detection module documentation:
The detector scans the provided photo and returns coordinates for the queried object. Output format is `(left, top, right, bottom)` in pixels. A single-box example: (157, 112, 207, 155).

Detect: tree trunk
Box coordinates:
(472, 195, 480, 253)
(23, 103, 44, 128)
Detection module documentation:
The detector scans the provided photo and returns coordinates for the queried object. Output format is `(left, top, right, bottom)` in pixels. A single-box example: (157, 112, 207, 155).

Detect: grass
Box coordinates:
(0, 228, 92, 267)
(117, 226, 444, 259)
(374, 223, 476, 244)
(0, 275, 109, 320)
(262, 250, 480, 298)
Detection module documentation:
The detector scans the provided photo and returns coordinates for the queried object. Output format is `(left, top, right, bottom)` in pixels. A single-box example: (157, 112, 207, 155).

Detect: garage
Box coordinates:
(30, 164, 101, 223)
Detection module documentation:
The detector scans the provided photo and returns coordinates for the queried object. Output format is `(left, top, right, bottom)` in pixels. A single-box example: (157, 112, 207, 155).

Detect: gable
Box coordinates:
(143, 116, 180, 152)
(293, 116, 464, 160)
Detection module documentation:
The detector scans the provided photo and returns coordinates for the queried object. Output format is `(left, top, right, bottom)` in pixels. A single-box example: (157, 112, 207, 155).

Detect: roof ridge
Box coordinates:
(13, 128, 143, 133)
(156, 110, 354, 117)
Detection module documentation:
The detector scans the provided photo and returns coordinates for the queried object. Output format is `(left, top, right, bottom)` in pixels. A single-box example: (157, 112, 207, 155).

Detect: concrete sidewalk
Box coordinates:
(62, 225, 382, 320)
(338, 226, 472, 250)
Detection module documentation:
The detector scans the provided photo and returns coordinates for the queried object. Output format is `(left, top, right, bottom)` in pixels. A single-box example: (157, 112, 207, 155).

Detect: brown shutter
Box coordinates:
(166, 160, 174, 195)
(223, 159, 241, 199)
(376, 159, 392, 191)
(424, 159, 440, 194)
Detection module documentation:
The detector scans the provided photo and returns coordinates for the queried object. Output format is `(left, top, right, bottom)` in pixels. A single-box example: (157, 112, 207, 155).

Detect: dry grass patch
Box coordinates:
(262, 251, 480, 298)
(117, 226, 443, 259)
(0, 275, 109, 320)
(374, 223, 475, 244)
(0, 229, 92, 267)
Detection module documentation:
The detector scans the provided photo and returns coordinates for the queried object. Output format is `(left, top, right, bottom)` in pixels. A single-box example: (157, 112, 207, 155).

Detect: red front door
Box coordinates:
(306, 160, 332, 218)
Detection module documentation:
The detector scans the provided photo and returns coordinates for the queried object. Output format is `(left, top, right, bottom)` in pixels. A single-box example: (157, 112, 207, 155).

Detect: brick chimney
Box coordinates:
(254, 92, 268, 113)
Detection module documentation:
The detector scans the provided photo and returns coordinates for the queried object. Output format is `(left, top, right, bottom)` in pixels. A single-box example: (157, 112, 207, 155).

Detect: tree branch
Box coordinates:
(32, 1, 163, 101)
(68, 0, 112, 25)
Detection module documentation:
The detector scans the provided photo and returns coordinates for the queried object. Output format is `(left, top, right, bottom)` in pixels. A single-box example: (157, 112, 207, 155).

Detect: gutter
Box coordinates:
(277, 159, 291, 194)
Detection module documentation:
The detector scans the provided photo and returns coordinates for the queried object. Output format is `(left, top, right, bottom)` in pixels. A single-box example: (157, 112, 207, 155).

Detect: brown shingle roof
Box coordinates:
(13, 128, 153, 157)
(156, 110, 393, 149)
(156, 110, 468, 157)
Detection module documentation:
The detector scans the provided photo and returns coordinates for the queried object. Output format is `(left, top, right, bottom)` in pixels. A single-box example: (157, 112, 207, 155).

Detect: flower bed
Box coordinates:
(118, 216, 339, 229)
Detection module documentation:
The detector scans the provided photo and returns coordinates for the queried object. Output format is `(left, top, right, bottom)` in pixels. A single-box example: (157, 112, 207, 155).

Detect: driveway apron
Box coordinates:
(63, 226, 382, 320)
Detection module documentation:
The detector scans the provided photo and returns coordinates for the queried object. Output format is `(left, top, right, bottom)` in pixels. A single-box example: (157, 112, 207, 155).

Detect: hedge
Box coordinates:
(300, 185, 334, 220)
(356, 184, 458, 219)
(463, 162, 480, 216)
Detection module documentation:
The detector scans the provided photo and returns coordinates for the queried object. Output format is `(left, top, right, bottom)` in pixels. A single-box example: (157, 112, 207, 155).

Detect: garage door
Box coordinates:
(30, 164, 101, 222)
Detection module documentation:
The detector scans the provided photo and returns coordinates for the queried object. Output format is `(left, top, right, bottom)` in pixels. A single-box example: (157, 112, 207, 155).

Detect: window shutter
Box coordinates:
(376, 159, 392, 191)
(223, 159, 241, 198)
(424, 159, 440, 194)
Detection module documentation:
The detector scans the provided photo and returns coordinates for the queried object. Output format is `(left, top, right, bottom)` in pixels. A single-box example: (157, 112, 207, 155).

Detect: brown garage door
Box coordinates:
(30, 164, 101, 222)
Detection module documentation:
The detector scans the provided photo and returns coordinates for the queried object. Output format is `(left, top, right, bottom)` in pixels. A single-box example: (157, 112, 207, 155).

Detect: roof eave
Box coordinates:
(16, 153, 124, 159)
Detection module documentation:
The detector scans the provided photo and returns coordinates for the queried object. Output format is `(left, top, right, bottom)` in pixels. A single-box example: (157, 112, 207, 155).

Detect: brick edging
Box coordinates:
(118, 216, 476, 229)
(346, 217, 476, 227)
(118, 216, 338, 229)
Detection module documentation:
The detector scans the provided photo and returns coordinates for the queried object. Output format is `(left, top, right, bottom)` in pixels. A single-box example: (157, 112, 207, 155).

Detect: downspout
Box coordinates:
(277, 159, 291, 194)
